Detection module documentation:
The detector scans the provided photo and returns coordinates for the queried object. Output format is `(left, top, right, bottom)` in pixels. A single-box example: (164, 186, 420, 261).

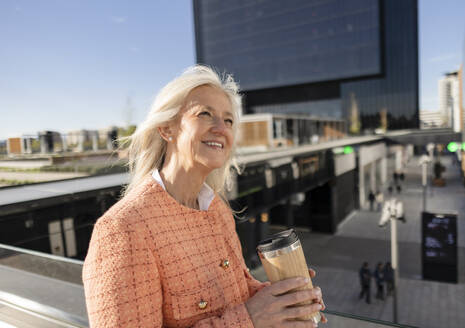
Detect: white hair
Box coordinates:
(121, 65, 241, 201)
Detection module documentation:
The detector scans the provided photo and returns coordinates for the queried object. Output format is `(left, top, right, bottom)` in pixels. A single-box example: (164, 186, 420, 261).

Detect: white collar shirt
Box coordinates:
(151, 169, 215, 211)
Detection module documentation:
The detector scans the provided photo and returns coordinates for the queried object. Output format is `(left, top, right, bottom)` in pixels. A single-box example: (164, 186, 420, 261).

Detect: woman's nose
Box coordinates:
(210, 117, 226, 134)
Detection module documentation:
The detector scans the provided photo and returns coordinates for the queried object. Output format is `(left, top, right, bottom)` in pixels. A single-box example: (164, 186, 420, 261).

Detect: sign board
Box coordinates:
(421, 211, 458, 283)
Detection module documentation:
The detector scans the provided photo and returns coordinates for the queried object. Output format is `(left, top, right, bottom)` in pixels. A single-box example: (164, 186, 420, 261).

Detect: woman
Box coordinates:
(374, 262, 385, 300)
(83, 65, 326, 327)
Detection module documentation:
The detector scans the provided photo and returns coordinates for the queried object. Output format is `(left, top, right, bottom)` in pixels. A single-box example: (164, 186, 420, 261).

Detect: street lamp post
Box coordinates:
(422, 162, 427, 211)
(380, 198, 404, 324)
(420, 154, 431, 212)
(390, 203, 399, 324)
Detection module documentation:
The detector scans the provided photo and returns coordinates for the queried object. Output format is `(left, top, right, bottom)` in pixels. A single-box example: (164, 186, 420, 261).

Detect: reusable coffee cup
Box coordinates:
(256, 229, 321, 324)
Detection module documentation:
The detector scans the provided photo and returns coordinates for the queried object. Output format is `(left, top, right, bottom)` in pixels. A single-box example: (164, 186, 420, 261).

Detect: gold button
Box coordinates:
(198, 300, 208, 309)
(221, 259, 230, 269)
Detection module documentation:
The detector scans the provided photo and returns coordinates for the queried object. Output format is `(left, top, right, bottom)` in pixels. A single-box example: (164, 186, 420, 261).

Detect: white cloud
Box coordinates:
(111, 16, 127, 24)
(427, 53, 459, 63)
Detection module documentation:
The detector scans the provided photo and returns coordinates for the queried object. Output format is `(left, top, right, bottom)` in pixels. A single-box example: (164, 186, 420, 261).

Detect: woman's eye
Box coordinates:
(199, 111, 211, 117)
(225, 119, 233, 127)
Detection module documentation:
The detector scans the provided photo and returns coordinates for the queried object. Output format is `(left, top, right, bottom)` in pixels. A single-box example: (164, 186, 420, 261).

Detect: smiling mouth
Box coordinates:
(202, 141, 224, 149)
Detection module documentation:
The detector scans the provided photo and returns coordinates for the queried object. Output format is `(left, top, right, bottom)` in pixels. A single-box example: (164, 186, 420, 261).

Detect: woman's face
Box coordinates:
(171, 85, 235, 171)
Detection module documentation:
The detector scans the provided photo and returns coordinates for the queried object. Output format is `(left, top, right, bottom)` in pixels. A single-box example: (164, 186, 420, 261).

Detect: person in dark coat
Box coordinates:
(384, 262, 394, 296)
(359, 262, 371, 304)
(368, 190, 375, 211)
(374, 262, 385, 300)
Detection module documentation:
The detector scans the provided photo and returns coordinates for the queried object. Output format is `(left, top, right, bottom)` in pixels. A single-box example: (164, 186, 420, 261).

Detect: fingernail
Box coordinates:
(304, 277, 310, 283)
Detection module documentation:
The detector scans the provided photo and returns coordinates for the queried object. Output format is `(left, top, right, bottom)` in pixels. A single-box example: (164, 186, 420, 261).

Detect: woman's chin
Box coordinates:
(197, 158, 226, 171)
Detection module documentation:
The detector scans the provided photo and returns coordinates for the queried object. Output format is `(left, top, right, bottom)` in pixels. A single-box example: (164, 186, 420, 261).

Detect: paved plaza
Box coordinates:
(252, 155, 465, 328)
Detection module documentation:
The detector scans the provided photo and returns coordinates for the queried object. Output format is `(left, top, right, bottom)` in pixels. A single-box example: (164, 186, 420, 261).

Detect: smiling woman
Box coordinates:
(159, 84, 236, 191)
(122, 65, 241, 202)
(82, 65, 326, 328)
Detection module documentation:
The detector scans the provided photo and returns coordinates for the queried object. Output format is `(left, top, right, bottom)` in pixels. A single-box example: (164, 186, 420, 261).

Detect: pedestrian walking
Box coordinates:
(359, 262, 371, 304)
(368, 190, 375, 211)
(388, 184, 393, 195)
(375, 190, 384, 211)
(384, 262, 394, 296)
(396, 184, 402, 194)
(374, 262, 385, 300)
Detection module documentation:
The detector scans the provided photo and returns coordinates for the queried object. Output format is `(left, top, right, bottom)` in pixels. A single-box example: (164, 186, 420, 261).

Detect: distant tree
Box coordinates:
(83, 140, 92, 151)
(349, 93, 361, 134)
(118, 125, 137, 138)
(117, 125, 137, 148)
(379, 108, 388, 132)
(31, 139, 41, 152)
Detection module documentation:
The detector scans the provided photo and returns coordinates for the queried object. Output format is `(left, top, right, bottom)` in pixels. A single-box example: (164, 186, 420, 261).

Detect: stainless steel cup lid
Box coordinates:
(256, 229, 299, 254)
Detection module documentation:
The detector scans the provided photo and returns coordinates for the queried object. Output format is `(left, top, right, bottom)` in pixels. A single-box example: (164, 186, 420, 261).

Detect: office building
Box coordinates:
(193, 0, 419, 132)
(420, 110, 445, 129)
(439, 70, 462, 132)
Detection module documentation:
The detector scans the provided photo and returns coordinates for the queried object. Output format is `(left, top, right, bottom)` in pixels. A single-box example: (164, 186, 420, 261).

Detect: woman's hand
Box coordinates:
(308, 268, 327, 324)
(245, 269, 327, 327)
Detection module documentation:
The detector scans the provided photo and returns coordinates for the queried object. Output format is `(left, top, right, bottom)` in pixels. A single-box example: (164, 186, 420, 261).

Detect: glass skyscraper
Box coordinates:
(193, 0, 419, 131)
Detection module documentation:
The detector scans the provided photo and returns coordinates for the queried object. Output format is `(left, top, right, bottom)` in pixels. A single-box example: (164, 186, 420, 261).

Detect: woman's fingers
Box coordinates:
(277, 287, 322, 307)
(320, 298, 326, 311)
(283, 320, 319, 328)
(281, 303, 322, 320)
(308, 268, 316, 278)
(268, 277, 309, 296)
(320, 311, 328, 323)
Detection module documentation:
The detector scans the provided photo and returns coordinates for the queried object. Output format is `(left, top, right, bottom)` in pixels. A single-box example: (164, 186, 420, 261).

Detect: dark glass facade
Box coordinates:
(195, 0, 381, 91)
(193, 0, 419, 131)
(340, 0, 419, 130)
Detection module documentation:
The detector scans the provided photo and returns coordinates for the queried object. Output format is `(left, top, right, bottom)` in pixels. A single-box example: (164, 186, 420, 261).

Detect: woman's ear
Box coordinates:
(158, 124, 175, 142)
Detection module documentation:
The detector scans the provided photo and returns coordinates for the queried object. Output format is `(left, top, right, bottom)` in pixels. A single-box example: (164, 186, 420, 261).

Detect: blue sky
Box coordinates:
(0, 0, 464, 139)
(419, 0, 465, 111)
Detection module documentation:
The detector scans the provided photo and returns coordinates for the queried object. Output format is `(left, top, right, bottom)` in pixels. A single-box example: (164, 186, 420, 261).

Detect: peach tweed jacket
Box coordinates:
(82, 176, 266, 327)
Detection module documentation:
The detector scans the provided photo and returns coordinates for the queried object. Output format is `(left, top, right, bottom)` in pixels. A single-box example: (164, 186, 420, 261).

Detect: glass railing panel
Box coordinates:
(0, 291, 87, 328)
(323, 310, 418, 328)
(0, 244, 88, 327)
(0, 244, 420, 328)
(0, 243, 83, 285)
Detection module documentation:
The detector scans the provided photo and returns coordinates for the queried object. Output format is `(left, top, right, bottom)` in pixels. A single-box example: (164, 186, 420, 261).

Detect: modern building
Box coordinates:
(439, 70, 462, 132)
(38, 131, 63, 153)
(237, 113, 346, 152)
(193, 0, 419, 132)
(66, 129, 99, 152)
(98, 126, 118, 150)
(6, 138, 22, 155)
(419, 110, 445, 129)
(457, 64, 465, 135)
(5, 136, 39, 155)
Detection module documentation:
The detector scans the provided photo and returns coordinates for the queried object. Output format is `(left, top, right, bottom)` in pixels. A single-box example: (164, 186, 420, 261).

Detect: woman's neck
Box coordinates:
(159, 158, 208, 210)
